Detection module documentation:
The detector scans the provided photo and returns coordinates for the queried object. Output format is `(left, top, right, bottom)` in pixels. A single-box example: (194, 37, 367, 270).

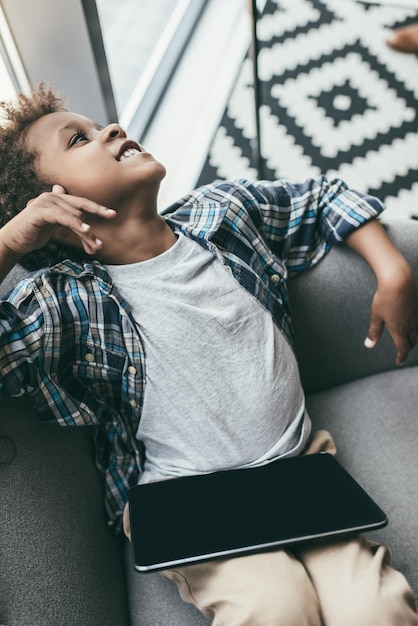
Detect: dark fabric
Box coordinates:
(0, 396, 130, 626)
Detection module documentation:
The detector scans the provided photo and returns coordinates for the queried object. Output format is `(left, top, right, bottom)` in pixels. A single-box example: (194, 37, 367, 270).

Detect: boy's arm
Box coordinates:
(250, 178, 417, 364)
(250, 177, 385, 271)
(0, 185, 115, 282)
(345, 219, 418, 366)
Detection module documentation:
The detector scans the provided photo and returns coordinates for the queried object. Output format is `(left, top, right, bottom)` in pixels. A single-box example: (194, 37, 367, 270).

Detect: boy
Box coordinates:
(0, 84, 417, 625)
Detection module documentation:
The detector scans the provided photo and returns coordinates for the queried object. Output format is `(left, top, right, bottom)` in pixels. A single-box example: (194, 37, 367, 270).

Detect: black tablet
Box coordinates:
(129, 453, 387, 572)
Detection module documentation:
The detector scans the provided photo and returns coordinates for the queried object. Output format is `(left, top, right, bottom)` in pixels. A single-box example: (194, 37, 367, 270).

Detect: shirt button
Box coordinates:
(270, 274, 281, 285)
(129, 399, 137, 408)
(85, 353, 94, 362)
(128, 365, 137, 375)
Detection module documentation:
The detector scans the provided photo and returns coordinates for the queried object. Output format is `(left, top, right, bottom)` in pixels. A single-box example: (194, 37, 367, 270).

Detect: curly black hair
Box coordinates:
(0, 83, 87, 270)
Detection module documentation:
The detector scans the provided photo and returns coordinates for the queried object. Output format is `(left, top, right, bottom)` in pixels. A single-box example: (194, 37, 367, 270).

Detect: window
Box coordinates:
(96, 0, 207, 138)
(0, 0, 249, 204)
(0, 4, 29, 100)
(0, 51, 16, 101)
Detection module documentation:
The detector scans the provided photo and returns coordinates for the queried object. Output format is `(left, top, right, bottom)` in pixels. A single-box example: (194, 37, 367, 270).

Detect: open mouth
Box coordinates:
(120, 148, 141, 161)
(117, 141, 142, 161)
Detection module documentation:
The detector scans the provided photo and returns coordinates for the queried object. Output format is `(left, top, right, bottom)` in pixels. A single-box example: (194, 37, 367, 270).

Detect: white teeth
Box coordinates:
(120, 148, 140, 161)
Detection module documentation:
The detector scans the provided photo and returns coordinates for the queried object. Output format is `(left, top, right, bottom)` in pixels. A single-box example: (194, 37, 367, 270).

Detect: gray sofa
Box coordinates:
(1, 219, 417, 626)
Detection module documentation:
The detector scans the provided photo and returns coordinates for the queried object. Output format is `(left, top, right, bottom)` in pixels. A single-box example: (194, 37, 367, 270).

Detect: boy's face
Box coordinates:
(26, 111, 166, 209)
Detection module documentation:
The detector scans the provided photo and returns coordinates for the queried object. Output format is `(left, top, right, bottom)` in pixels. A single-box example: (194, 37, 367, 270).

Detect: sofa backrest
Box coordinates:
(288, 220, 418, 393)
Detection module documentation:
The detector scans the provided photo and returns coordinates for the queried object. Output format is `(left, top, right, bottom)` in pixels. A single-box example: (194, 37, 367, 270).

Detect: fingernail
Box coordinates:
(95, 238, 103, 246)
(364, 337, 374, 348)
(81, 223, 90, 231)
(103, 207, 116, 213)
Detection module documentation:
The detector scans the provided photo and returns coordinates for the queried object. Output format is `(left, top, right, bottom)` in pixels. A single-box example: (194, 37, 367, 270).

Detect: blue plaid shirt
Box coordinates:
(0, 177, 384, 532)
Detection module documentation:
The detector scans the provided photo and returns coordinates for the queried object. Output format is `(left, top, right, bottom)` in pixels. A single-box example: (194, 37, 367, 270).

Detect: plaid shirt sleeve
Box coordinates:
(246, 176, 385, 272)
(0, 275, 142, 533)
(0, 284, 45, 399)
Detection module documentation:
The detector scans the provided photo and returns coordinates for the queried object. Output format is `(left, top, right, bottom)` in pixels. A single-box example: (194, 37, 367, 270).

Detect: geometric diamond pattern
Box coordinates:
(309, 81, 377, 128)
(197, 0, 418, 220)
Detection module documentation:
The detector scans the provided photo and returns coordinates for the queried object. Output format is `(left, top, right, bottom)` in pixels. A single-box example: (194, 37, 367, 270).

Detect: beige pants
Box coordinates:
(159, 432, 418, 625)
(162, 536, 417, 625)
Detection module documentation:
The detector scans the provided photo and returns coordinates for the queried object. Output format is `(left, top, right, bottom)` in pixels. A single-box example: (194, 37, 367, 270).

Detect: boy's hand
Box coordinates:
(365, 266, 418, 366)
(345, 219, 418, 366)
(0, 185, 116, 263)
(123, 503, 131, 541)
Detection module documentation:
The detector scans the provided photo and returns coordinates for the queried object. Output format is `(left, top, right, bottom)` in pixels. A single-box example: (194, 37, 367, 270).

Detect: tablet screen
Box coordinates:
(129, 453, 387, 572)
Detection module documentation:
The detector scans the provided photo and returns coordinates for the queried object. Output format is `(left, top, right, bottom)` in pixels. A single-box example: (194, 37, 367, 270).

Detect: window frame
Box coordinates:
(0, 0, 250, 206)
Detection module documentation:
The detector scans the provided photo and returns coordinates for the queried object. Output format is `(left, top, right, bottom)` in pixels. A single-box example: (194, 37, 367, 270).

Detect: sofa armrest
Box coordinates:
(1, 266, 131, 625)
(0, 396, 131, 625)
(288, 220, 418, 393)
(0, 263, 27, 295)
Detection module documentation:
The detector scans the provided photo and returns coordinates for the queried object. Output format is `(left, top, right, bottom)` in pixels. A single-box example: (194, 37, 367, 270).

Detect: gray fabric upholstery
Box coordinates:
(288, 220, 418, 393)
(0, 396, 130, 626)
(1, 219, 417, 624)
(306, 366, 418, 593)
(0, 263, 27, 294)
(125, 542, 210, 625)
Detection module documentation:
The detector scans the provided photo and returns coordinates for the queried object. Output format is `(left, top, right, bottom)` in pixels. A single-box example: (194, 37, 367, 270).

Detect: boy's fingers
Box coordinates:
(395, 344, 409, 367)
(393, 325, 418, 365)
(408, 330, 418, 348)
(81, 237, 103, 255)
(364, 317, 383, 349)
(52, 184, 67, 194)
(35, 201, 104, 253)
(364, 337, 376, 349)
(18, 191, 115, 256)
(54, 193, 116, 218)
(54, 191, 116, 224)
(386, 327, 415, 366)
(57, 210, 104, 251)
(365, 313, 418, 365)
(28, 191, 116, 221)
(123, 504, 131, 541)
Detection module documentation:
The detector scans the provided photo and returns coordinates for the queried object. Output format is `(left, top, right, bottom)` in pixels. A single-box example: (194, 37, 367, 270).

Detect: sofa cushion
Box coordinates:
(0, 396, 130, 626)
(306, 365, 418, 595)
(125, 543, 210, 626)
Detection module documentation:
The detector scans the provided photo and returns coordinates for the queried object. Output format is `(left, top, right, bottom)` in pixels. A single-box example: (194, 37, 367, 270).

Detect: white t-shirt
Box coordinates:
(106, 233, 310, 483)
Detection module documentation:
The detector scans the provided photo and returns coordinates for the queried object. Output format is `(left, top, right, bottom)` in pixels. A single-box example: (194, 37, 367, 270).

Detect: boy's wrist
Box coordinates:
(374, 255, 414, 290)
(0, 235, 24, 282)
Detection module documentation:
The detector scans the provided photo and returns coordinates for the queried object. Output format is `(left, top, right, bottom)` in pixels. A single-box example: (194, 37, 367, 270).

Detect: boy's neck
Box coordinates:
(97, 213, 177, 265)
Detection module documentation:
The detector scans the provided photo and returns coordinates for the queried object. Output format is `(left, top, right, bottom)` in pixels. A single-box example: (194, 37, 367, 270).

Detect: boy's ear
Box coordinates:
(52, 184, 68, 194)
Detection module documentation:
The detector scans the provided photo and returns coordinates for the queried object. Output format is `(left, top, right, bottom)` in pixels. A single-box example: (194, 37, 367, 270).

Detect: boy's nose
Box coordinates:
(101, 123, 127, 141)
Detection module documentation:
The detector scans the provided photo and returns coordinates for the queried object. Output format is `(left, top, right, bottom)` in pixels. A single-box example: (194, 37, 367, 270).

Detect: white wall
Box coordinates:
(1, 0, 115, 124)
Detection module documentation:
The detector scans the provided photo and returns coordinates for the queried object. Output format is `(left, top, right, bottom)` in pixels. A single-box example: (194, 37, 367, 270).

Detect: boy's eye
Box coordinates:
(69, 131, 88, 147)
